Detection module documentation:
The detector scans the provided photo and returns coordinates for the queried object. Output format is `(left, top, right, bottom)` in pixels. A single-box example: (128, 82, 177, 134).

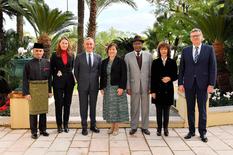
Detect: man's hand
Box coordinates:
(25, 95, 32, 100)
(127, 89, 131, 95)
(207, 85, 214, 94)
(151, 93, 156, 99)
(48, 93, 53, 98)
(162, 77, 171, 83)
(117, 88, 123, 96)
(178, 85, 185, 93)
(100, 90, 104, 95)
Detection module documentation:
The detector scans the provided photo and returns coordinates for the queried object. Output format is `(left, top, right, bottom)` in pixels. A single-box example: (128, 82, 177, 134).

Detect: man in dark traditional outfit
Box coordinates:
(23, 43, 51, 139)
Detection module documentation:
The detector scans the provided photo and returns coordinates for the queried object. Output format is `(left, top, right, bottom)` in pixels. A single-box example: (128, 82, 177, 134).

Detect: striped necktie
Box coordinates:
(194, 47, 199, 63)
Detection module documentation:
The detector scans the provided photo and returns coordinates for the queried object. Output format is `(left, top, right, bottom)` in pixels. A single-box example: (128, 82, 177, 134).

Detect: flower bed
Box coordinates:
(209, 89, 233, 107)
(0, 96, 10, 116)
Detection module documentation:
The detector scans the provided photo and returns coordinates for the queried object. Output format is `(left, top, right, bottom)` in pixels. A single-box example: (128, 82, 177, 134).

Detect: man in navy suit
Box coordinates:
(178, 28, 217, 142)
(74, 37, 102, 136)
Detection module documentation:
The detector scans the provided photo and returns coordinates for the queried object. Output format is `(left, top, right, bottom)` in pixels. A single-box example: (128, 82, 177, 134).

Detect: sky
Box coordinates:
(4, 0, 155, 37)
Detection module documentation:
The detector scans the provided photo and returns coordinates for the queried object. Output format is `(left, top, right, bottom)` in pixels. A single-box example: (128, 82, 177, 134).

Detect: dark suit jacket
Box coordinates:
(151, 58, 177, 105)
(178, 44, 217, 89)
(50, 52, 75, 89)
(100, 57, 127, 90)
(74, 52, 101, 91)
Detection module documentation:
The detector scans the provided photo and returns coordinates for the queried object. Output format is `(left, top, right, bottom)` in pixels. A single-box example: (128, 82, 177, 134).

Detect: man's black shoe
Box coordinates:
(129, 129, 137, 135)
(82, 129, 88, 136)
(31, 133, 38, 139)
(57, 126, 63, 133)
(40, 131, 49, 136)
(90, 127, 100, 133)
(157, 131, 161, 136)
(64, 128, 69, 133)
(141, 129, 150, 135)
(200, 135, 208, 143)
(164, 128, 169, 137)
(184, 132, 195, 139)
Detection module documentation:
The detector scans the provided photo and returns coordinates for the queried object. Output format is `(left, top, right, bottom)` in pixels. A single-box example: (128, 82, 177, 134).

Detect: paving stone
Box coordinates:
(48, 140, 71, 152)
(207, 139, 232, 151)
(46, 152, 67, 155)
(150, 146, 173, 155)
(31, 140, 53, 148)
(216, 151, 233, 155)
(146, 139, 167, 147)
(24, 148, 48, 155)
(89, 139, 108, 152)
(110, 140, 129, 148)
(88, 152, 108, 155)
(3, 152, 24, 155)
(67, 148, 88, 155)
(131, 151, 152, 155)
(110, 148, 130, 155)
(173, 151, 195, 155)
(70, 140, 90, 148)
(192, 147, 217, 155)
(128, 139, 149, 151)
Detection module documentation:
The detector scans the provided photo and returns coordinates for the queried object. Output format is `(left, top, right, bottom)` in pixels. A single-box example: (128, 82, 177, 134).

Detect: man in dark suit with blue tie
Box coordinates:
(178, 28, 217, 142)
(74, 37, 102, 135)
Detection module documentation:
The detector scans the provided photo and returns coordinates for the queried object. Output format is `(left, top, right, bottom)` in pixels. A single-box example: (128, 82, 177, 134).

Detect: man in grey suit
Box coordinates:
(178, 28, 217, 142)
(74, 37, 102, 136)
(125, 35, 152, 135)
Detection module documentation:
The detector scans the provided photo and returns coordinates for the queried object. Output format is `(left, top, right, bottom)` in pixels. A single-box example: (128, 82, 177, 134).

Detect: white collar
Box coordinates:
(134, 50, 142, 56)
(193, 44, 202, 49)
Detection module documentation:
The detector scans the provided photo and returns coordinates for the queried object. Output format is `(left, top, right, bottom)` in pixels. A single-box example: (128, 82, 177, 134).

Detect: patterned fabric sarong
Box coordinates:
(29, 80, 48, 115)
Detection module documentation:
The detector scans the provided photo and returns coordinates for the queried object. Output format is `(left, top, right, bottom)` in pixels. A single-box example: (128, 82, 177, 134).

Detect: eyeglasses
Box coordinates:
(190, 34, 201, 38)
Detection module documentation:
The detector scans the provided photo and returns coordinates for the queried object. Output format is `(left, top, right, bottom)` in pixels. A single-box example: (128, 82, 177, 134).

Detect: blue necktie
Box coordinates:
(194, 47, 199, 63)
(88, 54, 92, 68)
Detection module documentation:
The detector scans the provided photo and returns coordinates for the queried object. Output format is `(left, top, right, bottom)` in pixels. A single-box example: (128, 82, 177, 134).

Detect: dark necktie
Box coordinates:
(88, 53, 92, 68)
(194, 47, 199, 63)
(136, 52, 142, 69)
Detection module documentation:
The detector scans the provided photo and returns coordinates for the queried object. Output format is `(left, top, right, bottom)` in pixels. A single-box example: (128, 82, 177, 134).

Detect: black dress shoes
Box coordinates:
(90, 127, 100, 133)
(31, 133, 38, 139)
(200, 135, 208, 143)
(64, 128, 69, 133)
(129, 129, 137, 135)
(141, 129, 150, 135)
(157, 131, 161, 136)
(184, 132, 195, 139)
(164, 128, 169, 137)
(40, 131, 49, 136)
(57, 127, 63, 133)
(82, 129, 88, 136)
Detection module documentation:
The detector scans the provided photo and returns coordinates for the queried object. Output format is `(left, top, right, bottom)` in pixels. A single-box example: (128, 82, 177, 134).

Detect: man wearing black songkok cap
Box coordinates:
(23, 43, 52, 139)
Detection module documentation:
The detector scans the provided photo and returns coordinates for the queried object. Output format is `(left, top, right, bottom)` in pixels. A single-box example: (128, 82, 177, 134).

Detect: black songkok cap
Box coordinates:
(33, 43, 44, 49)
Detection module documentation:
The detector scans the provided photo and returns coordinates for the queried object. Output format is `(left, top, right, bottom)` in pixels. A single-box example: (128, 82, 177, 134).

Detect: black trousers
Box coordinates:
(30, 114, 46, 134)
(53, 84, 74, 128)
(78, 90, 98, 129)
(155, 104, 170, 131)
(185, 79, 207, 136)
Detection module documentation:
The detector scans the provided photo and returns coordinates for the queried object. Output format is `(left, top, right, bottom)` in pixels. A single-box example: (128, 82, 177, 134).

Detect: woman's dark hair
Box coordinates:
(106, 43, 118, 54)
(157, 42, 171, 58)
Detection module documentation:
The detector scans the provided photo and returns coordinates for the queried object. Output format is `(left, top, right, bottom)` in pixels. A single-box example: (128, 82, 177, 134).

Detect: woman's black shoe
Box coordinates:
(164, 128, 169, 136)
(64, 128, 69, 133)
(157, 131, 161, 136)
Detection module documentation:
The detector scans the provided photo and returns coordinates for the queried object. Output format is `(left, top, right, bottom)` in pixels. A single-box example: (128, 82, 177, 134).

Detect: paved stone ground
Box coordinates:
(1, 126, 233, 155)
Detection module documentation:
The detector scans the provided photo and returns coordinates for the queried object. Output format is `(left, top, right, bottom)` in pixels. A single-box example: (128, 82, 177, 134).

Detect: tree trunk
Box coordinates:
(17, 14, 24, 45)
(87, 0, 97, 38)
(38, 33, 51, 59)
(213, 41, 232, 91)
(0, 8, 4, 55)
(77, 0, 84, 53)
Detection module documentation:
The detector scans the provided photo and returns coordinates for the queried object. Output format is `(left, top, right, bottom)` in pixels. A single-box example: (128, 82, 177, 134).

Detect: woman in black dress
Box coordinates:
(50, 37, 75, 133)
(151, 42, 177, 136)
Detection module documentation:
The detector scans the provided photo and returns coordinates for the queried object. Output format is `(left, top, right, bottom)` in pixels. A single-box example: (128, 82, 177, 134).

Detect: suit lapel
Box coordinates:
(196, 44, 204, 63)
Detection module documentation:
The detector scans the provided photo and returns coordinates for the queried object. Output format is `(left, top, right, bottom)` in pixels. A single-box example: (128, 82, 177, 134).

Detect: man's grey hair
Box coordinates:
(84, 37, 94, 42)
(190, 28, 202, 34)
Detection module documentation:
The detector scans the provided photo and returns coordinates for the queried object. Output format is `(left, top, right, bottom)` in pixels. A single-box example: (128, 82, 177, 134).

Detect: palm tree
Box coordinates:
(77, 0, 84, 53)
(0, 0, 15, 55)
(11, 0, 76, 58)
(86, 0, 137, 38)
(179, 2, 233, 91)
